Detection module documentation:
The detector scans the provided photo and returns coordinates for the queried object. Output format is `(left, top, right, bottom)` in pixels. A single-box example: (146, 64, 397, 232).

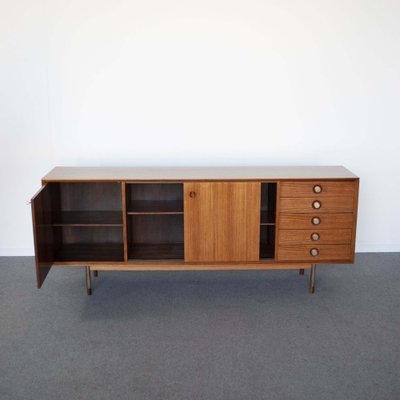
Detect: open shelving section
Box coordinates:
(39, 181, 279, 263)
(126, 183, 184, 260)
(260, 182, 277, 260)
(42, 182, 124, 262)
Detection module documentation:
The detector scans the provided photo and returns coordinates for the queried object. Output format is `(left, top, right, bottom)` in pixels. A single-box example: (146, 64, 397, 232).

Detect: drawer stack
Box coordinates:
(277, 181, 357, 262)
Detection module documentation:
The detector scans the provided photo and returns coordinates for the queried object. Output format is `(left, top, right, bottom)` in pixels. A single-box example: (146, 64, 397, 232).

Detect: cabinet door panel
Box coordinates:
(184, 182, 260, 262)
(31, 184, 60, 287)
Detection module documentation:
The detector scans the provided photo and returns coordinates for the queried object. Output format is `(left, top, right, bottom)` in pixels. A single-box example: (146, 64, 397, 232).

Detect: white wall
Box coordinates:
(1, 0, 399, 255)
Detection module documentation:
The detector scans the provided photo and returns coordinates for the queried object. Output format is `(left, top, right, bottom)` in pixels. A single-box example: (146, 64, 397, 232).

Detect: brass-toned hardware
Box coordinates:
(313, 185, 322, 193)
(309, 264, 316, 293)
(310, 248, 319, 257)
(312, 217, 321, 225)
(189, 191, 196, 198)
(311, 232, 320, 241)
(312, 200, 321, 209)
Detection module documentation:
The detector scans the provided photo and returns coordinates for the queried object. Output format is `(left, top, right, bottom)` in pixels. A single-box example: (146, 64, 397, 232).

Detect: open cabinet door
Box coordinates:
(184, 182, 261, 262)
(31, 184, 59, 288)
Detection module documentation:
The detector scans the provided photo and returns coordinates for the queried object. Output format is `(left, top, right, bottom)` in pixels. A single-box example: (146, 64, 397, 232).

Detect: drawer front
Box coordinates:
(278, 244, 352, 262)
(279, 213, 354, 230)
(280, 181, 355, 198)
(279, 229, 352, 245)
(280, 196, 354, 213)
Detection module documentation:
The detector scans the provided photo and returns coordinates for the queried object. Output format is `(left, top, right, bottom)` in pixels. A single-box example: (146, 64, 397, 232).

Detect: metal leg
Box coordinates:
(85, 266, 92, 295)
(309, 264, 316, 294)
(299, 269, 305, 275)
(93, 270, 98, 277)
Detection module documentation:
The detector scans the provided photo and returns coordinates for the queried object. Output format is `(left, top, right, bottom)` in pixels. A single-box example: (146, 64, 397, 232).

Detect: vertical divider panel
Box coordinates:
(121, 182, 128, 262)
(274, 181, 281, 261)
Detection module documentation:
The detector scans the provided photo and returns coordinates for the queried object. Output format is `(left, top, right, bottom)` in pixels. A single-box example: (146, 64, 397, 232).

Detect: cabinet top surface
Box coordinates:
(42, 166, 358, 182)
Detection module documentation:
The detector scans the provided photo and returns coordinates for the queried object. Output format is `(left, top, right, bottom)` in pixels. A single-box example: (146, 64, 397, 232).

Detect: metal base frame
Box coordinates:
(85, 266, 92, 295)
(84, 264, 317, 295)
(309, 264, 316, 294)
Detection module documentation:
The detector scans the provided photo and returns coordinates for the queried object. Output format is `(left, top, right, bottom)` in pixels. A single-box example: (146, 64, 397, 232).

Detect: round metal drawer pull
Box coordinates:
(310, 248, 319, 257)
(313, 185, 322, 193)
(312, 217, 321, 225)
(311, 232, 320, 241)
(312, 200, 321, 209)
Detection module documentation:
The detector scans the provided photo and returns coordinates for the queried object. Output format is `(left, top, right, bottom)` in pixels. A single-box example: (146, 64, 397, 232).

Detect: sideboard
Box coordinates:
(31, 166, 359, 295)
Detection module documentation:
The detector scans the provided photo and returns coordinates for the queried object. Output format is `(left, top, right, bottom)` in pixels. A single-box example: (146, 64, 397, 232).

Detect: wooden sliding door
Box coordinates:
(184, 182, 260, 262)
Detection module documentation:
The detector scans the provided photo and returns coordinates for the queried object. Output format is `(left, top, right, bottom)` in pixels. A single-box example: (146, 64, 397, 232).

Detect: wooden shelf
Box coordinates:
(129, 243, 184, 260)
(260, 211, 275, 225)
(127, 200, 183, 215)
(55, 243, 124, 262)
(52, 211, 123, 226)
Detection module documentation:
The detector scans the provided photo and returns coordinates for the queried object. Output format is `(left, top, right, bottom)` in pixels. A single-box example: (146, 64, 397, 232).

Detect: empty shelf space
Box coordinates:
(260, 211, 276, 225)
(260, 225, 275, 260)
(52, 211, 123, 226)
(129, 243, 184, 260)
(260, 244, 275, 260)
(55, 243, 124, 262)
(126, 183, 183, 215)
(260, 182, 277, 225)
(127, 200, 183, 214)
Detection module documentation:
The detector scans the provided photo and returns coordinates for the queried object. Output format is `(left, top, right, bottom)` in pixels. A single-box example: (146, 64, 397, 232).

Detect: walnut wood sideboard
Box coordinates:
(31, 166, 359, 295)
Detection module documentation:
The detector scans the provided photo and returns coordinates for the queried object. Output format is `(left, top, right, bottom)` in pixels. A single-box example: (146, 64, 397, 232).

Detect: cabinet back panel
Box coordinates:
(128, 215, 184, 244)
(261, 183, 277, 223)
(60, 183, 122, 211)
(61, 226, 123, 244)
(127, 183, 183, 201)
(260, 225, 275, 259)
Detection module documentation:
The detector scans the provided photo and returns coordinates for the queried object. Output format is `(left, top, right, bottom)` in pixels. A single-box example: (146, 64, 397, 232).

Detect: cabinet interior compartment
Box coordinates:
(43, 182, 124, 261)
(128, 215, 184, 260)
(126, 183, 183, 214)
(260, 182, 277, 260)
(126, 183, 184, 260)
(54, 182, 123, 225)
(260, 182, 277, 225)
(260, 225, 275, 260)
(54, 226, 124, 261)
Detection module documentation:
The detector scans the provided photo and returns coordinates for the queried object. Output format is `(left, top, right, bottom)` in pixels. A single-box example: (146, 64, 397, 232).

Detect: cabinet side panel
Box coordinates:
(350, 179, 360, 263)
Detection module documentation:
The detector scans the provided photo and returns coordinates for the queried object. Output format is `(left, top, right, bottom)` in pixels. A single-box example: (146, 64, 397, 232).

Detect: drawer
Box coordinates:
(278, 244, 352, 262)
(280, 196, 354, 213)
(280, 181, 355, 198)
(279, 229, 352, 245)
(279, 213, 353, 230)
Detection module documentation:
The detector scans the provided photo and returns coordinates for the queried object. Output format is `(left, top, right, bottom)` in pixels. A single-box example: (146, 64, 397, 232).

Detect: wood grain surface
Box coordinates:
(184, 182, 260, 262)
